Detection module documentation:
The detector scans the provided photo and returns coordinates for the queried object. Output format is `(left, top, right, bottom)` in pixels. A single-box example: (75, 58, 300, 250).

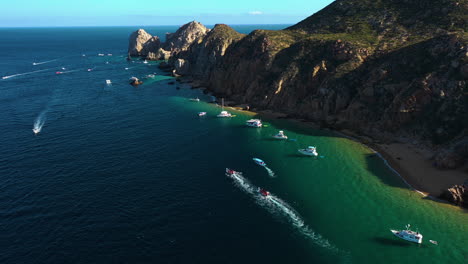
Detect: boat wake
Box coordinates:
(2, 68, 53, 80)
(33, 110, 47, 134)
(264, 166, 276, 178)
(226, 170, 337, 252)
(33, 58, 59, 65)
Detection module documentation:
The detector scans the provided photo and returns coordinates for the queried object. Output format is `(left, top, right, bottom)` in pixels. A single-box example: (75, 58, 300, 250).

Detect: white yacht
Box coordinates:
(246, 119, 262, 127)
(217, 98, 232, 118)
(273, 130, 288, 140)
(390, 224, 423, 244)
(298, 146, 318, 157)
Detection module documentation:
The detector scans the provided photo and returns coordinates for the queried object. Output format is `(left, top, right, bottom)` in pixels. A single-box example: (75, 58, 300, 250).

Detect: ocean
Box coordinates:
(0, 25, 466, 264)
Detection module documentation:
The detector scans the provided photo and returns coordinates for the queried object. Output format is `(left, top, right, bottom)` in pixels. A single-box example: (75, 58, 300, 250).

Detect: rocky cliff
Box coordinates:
(128, 29, 161, 57)
(130, 0, 468, 207)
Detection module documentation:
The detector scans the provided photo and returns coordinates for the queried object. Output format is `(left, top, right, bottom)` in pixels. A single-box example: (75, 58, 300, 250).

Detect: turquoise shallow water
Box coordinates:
(0, 26, 466, 264)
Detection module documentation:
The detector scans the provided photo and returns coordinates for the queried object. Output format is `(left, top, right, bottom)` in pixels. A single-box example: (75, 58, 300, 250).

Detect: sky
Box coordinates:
(0, 0, 335, 27)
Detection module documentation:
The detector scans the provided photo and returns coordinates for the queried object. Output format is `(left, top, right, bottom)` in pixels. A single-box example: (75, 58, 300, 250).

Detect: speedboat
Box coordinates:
(98, 53, 105, 56)
(198, 112, 207, 117)
(87, 68, 93, 72)
(145, 74, 156, 78)
(217, 111, 232, 118)
(298, 146, 318, 157)
(106, 80, 112, 85)
(189, 98, 200, 102)
(107, 54, 112, 56)
(32, 128, 40, 134)
(246, 119, 262, 127)
(273, 130, 288, 140)
(225, 168, 242, 176)
(390, 224, 423, 244)
(124, 67, 129, 70)
(143, 60, 148, 64)
(129, 77, 143, 85)
(253, 158, 266, 167)
(55, 71, 63, 75)
(259, 188, 270, 197)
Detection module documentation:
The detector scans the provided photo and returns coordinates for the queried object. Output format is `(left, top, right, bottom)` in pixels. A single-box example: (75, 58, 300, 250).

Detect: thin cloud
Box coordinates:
(248, 11, 263, 15)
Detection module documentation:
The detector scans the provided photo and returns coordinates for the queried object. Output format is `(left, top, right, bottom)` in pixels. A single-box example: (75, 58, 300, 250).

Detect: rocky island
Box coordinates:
(128, 0, 468, 208)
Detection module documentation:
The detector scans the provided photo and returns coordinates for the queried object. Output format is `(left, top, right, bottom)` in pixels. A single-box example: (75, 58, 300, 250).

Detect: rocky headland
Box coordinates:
(128, 0, 468, 208)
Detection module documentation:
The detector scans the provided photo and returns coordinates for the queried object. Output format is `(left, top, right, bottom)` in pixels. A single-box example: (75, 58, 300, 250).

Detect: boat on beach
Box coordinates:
(390, 224, 423, 244)
(246, 119, 262, 127)
(273, 130, 288, 140)
(253, 158, 266, 166)
(298, 146, 318, 157)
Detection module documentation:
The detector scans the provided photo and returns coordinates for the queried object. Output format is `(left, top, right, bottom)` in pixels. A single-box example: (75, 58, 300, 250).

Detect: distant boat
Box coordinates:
(253, 158, 266, 167)
(189, 98, 200, 102)
(106, 80, 112, 85)
(107, 54, 112, 56)
(298, 146, 318, 157)
(124, 67, 129, 70)
(390, 224, 423, 244)
(87, 68, 93, 72)
(143, 60, 148, 64)
(98, 53, 105, 56)
(246, 119, 262, 127)
(129, 77, 143, 86)
(272, 130, 288, 140)
(198, 112, 207, 117)
(217, 98, 232, 117)
(32, 128, 40, 134)
(55, 71, 63, 75)
(259, 188, 270, 197)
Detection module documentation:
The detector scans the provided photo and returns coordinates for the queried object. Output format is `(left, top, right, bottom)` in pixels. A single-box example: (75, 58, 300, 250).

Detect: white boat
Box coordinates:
(217, 111, 232, 118)
(273, 130, 288, 140)
(145, 74, 156, 78)
(107, 54, 112, 56)
(246, 119, 262, 127)
(32, 128, 40, 134)
(390, 224, 423, 244)
(98, 53, 105, 56)
(189, 98, 200, 102)
(106, 80, 112, 85)
(143, 60, 148, 64)
(198, 112, 207, 117)
(298, 146, 318, 157)
(217, 98, 232, 117)
(253, 158, 266, 166)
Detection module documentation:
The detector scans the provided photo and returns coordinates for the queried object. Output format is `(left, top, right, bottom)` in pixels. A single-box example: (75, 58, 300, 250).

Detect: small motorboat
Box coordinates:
(143, 60, 148, 64)
(106, 80, 112, 85)
(198, 112, 207, 117)
(55, 71, 63, 75)
(273, 130, 288, 140)
(107, 54, 112, 56)
(298, 146, 318, 157)
(87, 68, 93, 72)
(225, 168, 242, 176)
(98, 53, 105, 56)
(145, 74, 156, 78)
(390, 224, 423, 244)
(32, 128, 40, 134)
(259, 188, 270, 197)
(429, 240, 438, 245)
(129, 77, 143, 86)
(189, 98, 200, 102)
(124, 67, 129, 70)
(253, 158, 266, 167)
(217, 111, 232, 118)
(61, 67, 66, 70)
(246, 119, 262, 127)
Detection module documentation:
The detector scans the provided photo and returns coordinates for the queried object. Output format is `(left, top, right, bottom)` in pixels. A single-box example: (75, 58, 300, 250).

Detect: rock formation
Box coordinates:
(164, 21, 210, 54)
(128, 29, 161, 57)
(129, 0, 468, 207)
(440, 182, 468, 208)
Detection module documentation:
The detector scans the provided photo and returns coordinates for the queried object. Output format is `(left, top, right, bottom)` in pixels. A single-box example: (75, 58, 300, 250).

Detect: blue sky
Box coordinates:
(1, 0, 334, 27)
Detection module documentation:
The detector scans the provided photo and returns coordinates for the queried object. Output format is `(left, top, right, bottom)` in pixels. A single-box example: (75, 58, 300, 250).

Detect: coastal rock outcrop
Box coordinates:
(128, 29, 161, 57)
(164, 21, 210, 54)
(440, 183, 468, 208)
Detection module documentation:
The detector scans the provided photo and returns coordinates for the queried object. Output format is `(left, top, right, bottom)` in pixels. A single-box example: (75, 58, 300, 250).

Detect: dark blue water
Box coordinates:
(1, 26, 467, 264)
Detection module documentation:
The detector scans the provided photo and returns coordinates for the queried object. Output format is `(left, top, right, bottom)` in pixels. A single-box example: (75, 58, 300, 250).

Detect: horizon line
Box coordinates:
(0, 23, 294, 29)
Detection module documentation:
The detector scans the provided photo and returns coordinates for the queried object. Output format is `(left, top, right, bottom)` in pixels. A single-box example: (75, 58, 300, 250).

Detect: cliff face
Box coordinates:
(128, 29, 161, 57)
(129, 0, 468, 206)
(164, 21, 210, 54)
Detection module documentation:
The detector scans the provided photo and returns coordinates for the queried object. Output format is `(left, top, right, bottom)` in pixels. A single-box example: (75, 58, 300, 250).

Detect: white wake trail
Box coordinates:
(33, 110, 47, 134)
(264, 166, 276, 178)
(2, 68, 53, 80)
(32, 58, 59, 65)
(226, 171, 338, 252)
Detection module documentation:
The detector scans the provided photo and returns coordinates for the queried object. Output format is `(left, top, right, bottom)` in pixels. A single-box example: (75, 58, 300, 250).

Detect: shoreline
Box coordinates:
(223, 104, 467, 205)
